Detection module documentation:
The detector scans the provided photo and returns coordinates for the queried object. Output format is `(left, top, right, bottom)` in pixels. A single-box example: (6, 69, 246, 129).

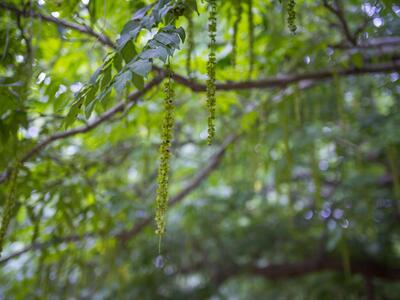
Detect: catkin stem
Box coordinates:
(287, 0, 297, 33)
(206, 0, 217, 145)
(155, 63, 175, 239)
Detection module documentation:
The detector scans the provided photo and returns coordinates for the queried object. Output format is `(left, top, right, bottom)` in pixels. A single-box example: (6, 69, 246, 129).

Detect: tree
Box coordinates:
(0, 0, 399, 299)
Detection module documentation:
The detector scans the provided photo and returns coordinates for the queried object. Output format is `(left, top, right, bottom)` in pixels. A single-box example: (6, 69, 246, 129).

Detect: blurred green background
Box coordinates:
(0, 0, 400, 299)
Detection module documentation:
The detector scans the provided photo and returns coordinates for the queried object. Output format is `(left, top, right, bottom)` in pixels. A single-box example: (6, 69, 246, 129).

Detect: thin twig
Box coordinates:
(323, 0, 357, 46)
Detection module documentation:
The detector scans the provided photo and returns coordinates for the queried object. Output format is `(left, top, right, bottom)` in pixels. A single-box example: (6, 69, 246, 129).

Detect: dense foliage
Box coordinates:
(0, 0, 400, 299)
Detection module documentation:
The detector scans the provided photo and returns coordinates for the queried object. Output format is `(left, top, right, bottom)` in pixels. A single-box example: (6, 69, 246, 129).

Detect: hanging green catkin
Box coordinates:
(206, 0, 217, 145)
(231, 1, 242, 67)
(186, 16, 194, 78)
(287, 0, 297, 33)
(0, 162, 20, 256)
(247, 0, 254, 78)
(155, 64, 175, 247)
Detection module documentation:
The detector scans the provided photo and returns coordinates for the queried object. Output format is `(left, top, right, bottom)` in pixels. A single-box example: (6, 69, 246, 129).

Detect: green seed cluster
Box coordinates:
(287, 0, 297, 33)
(0, 163, 20, 256)
(206, 0, 217, 145)
(232, 1, 242, 67)
(155, 66, 175, 238)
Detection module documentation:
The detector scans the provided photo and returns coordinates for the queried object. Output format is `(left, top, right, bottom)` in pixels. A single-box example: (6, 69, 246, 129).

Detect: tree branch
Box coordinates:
(175, 255, 400, 283)
(165, 61, 400, 92)
(252, 257, 400, 281)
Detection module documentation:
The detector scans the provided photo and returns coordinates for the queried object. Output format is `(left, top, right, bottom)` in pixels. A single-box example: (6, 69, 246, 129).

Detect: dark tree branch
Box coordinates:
(171, 255, 400, 283)
(251, 257, 400, 281)
(332, 37, 400, 50)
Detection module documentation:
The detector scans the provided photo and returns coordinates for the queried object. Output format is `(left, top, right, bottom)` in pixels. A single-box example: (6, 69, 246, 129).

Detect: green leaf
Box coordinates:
(64, 101, 81, 129)
(133, 4, 152, 20)
(90, 66, 102, 84)
(113, 53, 123, 71)
(121, 42, 137, 63)
(114, 71, 132, 93)
(140, 47, 169, 62)
(85, 99, 96, 119)
(185, 0, 199, 15)
(132, 73, 144, 90)
(128, 59, 152, 77)
(101, 66, 112, 90)
(148, 40, 175, 55)
(83, 84, 99, 118)
(176, 26, 186, 43)
(155, 32, 180, 48)
(141, 14, 156, 30)
(117, 20, 141, 49)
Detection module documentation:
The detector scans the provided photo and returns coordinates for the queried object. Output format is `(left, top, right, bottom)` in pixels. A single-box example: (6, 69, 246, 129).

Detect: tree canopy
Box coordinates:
(0, 0, 400, 299)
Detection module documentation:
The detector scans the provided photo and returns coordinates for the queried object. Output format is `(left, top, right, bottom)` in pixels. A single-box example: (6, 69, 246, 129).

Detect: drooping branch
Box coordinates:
(0, 134, 236, 265)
